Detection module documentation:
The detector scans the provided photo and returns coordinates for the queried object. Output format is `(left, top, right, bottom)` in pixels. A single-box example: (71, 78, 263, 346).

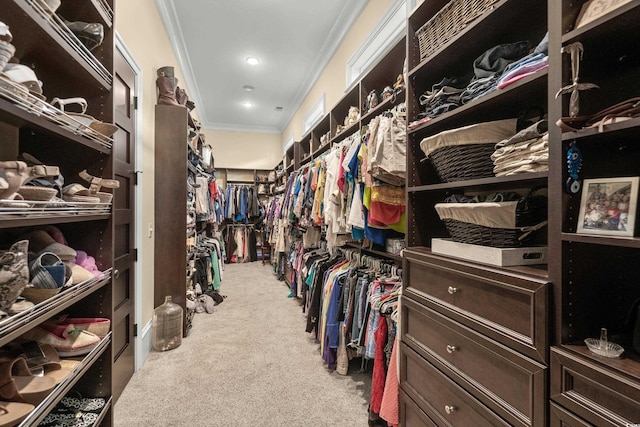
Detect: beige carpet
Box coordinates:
(114, 262, 372, 426)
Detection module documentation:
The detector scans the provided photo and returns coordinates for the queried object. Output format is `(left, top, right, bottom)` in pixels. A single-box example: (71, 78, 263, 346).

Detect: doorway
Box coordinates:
(112, 36, 141, 401)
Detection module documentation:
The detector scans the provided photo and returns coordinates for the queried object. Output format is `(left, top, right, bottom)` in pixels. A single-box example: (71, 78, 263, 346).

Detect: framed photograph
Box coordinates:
(575, 0, 633, 29)
(577, 177, 638, 237)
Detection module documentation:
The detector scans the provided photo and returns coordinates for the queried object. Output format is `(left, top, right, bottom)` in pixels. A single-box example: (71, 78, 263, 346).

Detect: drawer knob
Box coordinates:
(113, 269, 120, 280)
(447, 286, 458, 295)
(445, 405, 456, 415)
(446, 345, 457, 354)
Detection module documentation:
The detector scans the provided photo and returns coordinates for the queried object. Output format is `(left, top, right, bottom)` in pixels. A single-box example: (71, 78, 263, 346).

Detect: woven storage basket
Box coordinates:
(435, 188, 548, 248)
(416, 0, 500, 61)
(429, 143, 496, 182)
(420, 118, 517, 182)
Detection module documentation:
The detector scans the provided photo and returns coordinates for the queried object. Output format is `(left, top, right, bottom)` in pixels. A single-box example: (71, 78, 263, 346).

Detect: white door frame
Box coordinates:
(115, 33, 145, 371)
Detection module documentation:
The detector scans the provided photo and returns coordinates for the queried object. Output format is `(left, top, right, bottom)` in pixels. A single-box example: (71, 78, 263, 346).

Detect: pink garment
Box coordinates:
(379, 337, 399, 427)
(497, 64, 549, 89)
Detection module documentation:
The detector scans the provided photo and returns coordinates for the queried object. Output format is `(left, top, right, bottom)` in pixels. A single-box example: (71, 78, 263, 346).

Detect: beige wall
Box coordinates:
(281, 0, 394, 144)
(116, 0, 195, 327)
(202, 129, 283, 169)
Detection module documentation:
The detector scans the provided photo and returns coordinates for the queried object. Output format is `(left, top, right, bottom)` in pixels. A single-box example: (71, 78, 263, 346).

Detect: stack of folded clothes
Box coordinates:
(460, 40, 532, 104)
(497, 33, 548, 89)
(491, 119, 549, 176)
(416, 74, 471, 120)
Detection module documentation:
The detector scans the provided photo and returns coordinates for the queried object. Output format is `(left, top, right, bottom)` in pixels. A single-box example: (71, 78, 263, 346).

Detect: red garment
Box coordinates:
(370, 317, 388, 413)
(379, 337, 399, 426)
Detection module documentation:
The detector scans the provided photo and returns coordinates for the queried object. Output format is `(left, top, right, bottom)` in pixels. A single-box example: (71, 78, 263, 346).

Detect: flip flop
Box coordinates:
(0, 400, 33, 427)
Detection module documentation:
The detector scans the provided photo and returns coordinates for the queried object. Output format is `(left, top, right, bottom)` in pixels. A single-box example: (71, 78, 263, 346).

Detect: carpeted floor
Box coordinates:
(114, 262, 372, 426)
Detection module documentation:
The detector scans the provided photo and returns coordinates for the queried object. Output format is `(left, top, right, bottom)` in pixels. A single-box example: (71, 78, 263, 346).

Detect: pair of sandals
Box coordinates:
(0, 340, 79, 426)
(63, 170, 119, 205)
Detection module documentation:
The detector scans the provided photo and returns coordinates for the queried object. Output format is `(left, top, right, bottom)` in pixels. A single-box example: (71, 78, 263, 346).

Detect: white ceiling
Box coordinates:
(156, 0, 369, 134)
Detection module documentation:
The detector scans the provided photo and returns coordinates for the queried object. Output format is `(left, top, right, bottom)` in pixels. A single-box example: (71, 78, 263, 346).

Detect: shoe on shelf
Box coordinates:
(0, 341, 78, 386)
(49, 315, 110, 339)
(0, 400, 34, 427)
(19, 323, 101, 358)
(0, 356, 56, 405)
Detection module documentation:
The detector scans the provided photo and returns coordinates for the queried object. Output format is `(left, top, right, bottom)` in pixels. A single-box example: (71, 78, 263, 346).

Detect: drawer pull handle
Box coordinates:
(446, 345, 457, 354)
(445, 405, 456, 415)
(447, 286, 458, 295)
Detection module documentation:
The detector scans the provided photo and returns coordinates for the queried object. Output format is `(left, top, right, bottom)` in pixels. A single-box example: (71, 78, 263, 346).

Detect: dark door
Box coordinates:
(112, 49, 137, 401)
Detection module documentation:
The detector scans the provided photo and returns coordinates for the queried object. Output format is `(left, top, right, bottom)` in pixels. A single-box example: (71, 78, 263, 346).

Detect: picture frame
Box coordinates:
(575, 0, 633, 29)
(577, 177, 639, 237)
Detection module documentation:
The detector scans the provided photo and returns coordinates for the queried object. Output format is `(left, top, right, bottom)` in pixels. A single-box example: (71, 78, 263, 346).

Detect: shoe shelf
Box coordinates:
(360, 89, 406, 125)
(58, 0, 114, 29)
(0, 98, 113, 154)
(17, 334, 112, 427)
(0, 270, 111, 346)
(4, 0, 112, 93)
(0, 210, 111, 228)
(560, 233, 640, 249)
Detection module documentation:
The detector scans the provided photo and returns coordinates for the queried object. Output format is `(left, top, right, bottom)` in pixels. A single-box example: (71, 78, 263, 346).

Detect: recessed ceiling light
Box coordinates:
(243, 85, 255, 91)
(243, 101, 254, 108)
(246, 57, 260, 65)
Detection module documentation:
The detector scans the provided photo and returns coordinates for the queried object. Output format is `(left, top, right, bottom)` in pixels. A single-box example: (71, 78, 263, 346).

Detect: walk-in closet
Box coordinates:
(1, 0, 639, 426)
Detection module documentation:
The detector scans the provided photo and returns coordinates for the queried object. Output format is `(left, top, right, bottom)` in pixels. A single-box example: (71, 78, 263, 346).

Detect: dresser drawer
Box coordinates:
(400, 342, 510, 427)
(402, 298, 547, 427)
(550, 403, 592, 427)
(400, 389, 438, 427)
(404, 248, 549, 363)
(550, 346, 640, 426)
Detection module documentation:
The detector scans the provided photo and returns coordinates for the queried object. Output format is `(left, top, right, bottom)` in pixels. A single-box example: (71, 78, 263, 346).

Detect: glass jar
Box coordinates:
(152, 295, 183, 351)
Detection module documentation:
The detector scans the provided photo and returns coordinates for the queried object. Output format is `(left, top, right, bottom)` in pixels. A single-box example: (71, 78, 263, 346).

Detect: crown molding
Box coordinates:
(202, 121, 282, 134)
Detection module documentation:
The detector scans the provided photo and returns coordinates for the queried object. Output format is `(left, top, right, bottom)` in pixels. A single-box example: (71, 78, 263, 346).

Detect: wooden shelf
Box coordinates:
(6, 0, 112, 92)
(561, 117, 640, 141)
(405, 246, 549, 281)
(561, 343, 640, 382)
(345, 241, 402, 263)
(561, 232, 640, 249)
(0, 98, 112, 154)
(360, 90, 406, 124)
(0, 213, 111, 229)
(408, 172, 548, 193)
(408, 70, 548, 137)
(0, 273, 111, 346)
(408, 0, 546, 83)
(561, 3, 640, 45)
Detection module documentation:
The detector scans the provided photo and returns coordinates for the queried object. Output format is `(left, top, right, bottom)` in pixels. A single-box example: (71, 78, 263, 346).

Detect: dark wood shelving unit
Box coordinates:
(401, 1, 551, 425)
(0, 1, 116, 424)
(547, 1, 640, 425)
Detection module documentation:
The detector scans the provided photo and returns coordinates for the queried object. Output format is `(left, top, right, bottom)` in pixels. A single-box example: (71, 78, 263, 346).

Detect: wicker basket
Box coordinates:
(429, 143, 496, 182)
(416, 0, 500, 62)
(436, 188, 548, 247)
(420, 118, 518, 182)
